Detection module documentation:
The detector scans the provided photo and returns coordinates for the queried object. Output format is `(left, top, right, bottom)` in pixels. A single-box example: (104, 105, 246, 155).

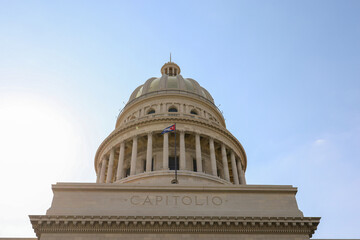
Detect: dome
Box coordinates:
(96, 60, 247, 187)
(128, 62, 214, 104)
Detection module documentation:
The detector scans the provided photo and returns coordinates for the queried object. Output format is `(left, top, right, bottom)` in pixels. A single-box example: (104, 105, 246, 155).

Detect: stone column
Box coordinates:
(221, 144, 230, 181)
(195, 133, 203, 172)
(163, 133, 169, 170)
(116, 142, 125, 180)
(179, 130, 186, 170)
(130, 136, 138, 176)
(230, 150, 239, 185)
(146, 132, 153, 172)
(106, 148, 115, 183)
(209, 137, 217, 176)
(99, 157, 107, 183)
(237, 158, 247, 185)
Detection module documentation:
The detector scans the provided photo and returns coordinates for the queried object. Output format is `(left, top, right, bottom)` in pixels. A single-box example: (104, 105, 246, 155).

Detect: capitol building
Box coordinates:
(5, 60, 344, 240)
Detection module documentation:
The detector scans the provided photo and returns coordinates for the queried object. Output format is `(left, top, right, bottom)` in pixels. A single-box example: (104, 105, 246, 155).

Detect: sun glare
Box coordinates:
(0, 94, 84, 236)
(0, 94, 81, 186)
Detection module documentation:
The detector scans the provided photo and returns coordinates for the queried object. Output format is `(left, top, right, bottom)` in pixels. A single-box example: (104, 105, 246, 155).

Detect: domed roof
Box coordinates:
(128, 62, 214, 104)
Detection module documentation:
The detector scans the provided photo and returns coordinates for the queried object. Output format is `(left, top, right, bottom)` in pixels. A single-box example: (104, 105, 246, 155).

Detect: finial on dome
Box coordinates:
(161, 56, 181, 76)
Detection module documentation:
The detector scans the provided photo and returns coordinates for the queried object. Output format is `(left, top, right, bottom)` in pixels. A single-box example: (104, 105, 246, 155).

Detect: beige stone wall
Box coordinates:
(46, 183, 303, 217)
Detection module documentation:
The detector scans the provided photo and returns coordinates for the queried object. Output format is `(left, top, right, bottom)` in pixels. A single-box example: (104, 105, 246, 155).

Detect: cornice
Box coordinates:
(94, 115, 247, 171)
(51, 183, 298, 194)
(30, 215, 320, 238)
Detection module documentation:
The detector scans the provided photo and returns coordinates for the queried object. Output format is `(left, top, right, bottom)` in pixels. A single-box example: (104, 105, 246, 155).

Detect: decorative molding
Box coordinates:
(30, 215, 320, 238)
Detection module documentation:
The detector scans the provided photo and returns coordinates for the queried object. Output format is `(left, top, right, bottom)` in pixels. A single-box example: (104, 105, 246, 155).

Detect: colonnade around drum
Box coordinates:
(97, 130, 246, 185)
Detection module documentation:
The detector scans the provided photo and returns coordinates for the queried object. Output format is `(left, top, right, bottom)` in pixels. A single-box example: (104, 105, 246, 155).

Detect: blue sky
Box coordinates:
(0, 0, 359, 238)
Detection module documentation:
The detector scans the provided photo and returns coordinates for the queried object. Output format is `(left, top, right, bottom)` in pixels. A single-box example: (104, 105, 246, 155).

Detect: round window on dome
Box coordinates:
(168, 107, 178, 112)
(190, 109, 198, 115)
(147, 109, 155, 114)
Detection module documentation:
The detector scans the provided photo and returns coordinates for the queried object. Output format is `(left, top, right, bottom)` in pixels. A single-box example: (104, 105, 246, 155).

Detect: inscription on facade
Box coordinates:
(130, 195, 223, 206)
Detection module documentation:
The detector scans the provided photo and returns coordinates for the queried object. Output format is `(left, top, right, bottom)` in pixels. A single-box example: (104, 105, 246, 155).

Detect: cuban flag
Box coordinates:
(161, 124, 176, 134)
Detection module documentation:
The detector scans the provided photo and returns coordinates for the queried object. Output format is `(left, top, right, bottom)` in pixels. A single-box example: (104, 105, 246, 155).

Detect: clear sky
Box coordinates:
(0, 0, 359, 238)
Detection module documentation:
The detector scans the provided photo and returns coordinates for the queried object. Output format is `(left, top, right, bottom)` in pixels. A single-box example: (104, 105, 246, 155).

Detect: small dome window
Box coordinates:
(147, 109, 155, 114)
(168, 107, 178, 112)
(190, 109, 198, 115)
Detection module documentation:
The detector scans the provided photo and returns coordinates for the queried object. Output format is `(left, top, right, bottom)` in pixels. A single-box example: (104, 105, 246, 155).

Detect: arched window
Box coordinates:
(147, 109, 155, 114)
(168, 107, 178, 112)
(190, 109, 198, 115)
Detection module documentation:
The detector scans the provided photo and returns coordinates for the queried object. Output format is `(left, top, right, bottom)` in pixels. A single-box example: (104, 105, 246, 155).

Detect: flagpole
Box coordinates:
(174, 123, 178, 183)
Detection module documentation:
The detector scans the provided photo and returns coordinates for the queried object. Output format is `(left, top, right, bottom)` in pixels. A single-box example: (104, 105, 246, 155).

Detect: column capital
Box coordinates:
(147, 131, 153, 136)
